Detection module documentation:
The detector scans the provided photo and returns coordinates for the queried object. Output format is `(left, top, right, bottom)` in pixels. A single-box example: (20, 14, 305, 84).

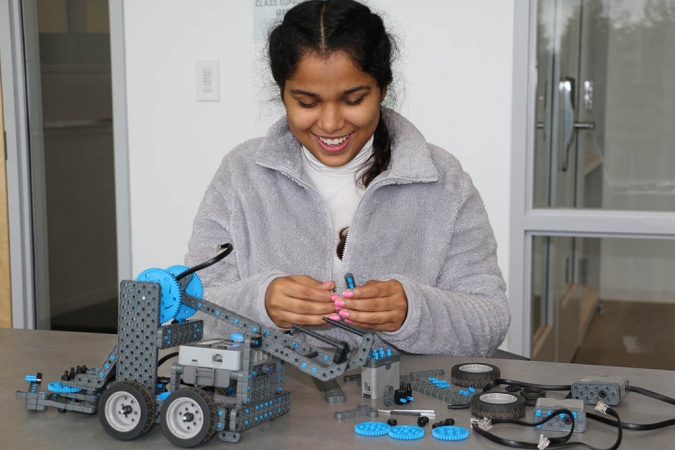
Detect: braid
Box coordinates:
(358, 114, 392, 187)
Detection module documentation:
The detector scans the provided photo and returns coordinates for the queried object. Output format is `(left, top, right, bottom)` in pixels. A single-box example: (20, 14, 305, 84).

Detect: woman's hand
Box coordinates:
(330, 279, 408, 332)
(265, 276, 336, 328)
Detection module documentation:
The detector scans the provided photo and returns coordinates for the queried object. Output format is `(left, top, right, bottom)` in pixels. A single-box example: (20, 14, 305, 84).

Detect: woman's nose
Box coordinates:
(318, 104, 344, 134)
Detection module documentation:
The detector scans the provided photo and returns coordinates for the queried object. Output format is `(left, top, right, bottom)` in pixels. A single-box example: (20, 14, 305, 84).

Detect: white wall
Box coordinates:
(123, 0, 514, 304)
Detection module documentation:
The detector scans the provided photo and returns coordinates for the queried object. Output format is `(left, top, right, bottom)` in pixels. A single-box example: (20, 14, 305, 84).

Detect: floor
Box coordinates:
(573, 300, 675, 370)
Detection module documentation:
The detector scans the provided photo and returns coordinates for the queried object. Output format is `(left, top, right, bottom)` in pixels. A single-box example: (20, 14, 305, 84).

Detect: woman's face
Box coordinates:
(282, 51, 384, 167)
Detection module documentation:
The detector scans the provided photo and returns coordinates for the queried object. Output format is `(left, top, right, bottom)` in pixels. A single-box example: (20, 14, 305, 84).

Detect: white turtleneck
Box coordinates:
(301, 136, 374, 285)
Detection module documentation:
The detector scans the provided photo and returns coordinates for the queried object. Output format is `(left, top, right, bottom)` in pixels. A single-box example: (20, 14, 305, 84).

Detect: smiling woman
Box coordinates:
(185, 0, 510, 356)
(282, 51, 382, 168)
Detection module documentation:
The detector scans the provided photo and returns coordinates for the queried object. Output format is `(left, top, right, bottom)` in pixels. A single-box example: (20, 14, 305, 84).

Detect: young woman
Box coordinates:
(186, 0, 510, 356)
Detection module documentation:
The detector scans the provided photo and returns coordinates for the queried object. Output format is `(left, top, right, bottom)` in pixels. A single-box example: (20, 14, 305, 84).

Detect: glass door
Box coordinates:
(518, 0, 675, 367)
(22, 0, 119, 333)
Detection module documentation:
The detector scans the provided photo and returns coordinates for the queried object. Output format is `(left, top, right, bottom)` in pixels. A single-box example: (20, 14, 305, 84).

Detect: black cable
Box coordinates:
(483, 378, 572, 392)
(471, 406, 622, 450)
(175, 243, 233, 281)
(157, 352, 179, 368)
(585, 385, 675, 431)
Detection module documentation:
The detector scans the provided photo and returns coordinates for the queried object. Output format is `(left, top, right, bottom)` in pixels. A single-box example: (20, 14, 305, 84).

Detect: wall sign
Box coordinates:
(253, 0, 307, 41)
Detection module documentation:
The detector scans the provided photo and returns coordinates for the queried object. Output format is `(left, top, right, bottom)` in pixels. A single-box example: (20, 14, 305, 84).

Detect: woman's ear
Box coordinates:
(380, 87, 387, 102)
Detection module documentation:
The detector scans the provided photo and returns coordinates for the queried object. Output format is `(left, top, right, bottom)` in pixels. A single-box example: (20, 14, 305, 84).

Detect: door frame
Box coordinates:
(509, 0, 675, 357)
(0, 0, 132, 329)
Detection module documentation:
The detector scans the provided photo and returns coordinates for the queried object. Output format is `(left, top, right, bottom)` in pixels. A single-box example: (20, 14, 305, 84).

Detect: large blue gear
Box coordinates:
(136, 268, 182, 324)
(354, 421, 390, 436)
(432, 426, 469, 441)
(48, 381, 82, 394)
(388, 425, 425, 440)
(166, 265, 203, 322)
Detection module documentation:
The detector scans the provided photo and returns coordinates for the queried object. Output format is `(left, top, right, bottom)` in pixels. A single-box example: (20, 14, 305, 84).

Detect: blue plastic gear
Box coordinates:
(136, 268, 182, 324)
(166, 265, 203, 322)
(47, 381, 82, 394)
(354, 422, 390, 437)
(388, 425, 425, 440)
(432, 426, 469, 441)
(157, 392, 171, 401)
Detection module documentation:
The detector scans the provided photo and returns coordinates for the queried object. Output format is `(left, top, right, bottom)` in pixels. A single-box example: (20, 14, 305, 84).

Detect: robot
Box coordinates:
(17, 243, 374, 447)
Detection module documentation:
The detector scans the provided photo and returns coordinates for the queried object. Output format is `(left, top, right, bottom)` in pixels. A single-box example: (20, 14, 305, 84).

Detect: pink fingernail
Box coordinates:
(338, 309, 350, 318)
(344, 319, 353, 324)
(334, 305, 342, 312)
(331, 294, 339, 302)
(328, 314, 340, 321)
(335, 300, 345, 308)
(343, 290, 354, 299)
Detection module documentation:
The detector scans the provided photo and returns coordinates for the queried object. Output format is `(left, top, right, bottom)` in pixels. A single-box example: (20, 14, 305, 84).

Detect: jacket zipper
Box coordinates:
(258, 163, 336, 284)
(260, 162, 437, 291)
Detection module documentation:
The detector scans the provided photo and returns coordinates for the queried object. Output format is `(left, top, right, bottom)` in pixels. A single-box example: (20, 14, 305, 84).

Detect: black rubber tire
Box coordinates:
(99, 380, 157, 441)
(471, 392, 526, 420)
(451, 363, 500, 388)
(160, 387, 218, 448)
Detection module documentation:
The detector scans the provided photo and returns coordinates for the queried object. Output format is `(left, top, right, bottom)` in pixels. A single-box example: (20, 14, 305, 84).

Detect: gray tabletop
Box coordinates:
(2, 328, 675, 449)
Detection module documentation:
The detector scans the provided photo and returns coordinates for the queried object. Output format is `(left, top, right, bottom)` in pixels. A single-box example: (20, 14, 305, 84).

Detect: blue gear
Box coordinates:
(388, 425, 425, 440)
(157, 392, 171, 401)
(136, 268, 182, 324)
(166, 265, 203, 322)
(47, 381, 82, 394)
(432, 426, 469, 441)
(354, 422, 390, 436)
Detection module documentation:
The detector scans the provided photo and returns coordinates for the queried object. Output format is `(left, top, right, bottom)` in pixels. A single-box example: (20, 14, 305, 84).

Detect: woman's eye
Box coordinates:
(297, 101, 318, 108)
(345, 98, 365, 106)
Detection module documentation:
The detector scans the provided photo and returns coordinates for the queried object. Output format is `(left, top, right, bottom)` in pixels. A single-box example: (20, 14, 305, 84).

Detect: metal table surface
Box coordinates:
(2, 328, 675, 449)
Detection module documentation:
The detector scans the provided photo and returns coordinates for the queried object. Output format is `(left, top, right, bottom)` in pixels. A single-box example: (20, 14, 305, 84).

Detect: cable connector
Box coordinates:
(595, 401, 609, 414)
(537, 434, 550, 450)
(470, 416, 492, 431)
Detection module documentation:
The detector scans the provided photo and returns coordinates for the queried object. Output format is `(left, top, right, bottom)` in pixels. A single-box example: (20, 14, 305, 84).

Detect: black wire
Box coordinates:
(175, 243, 233, 281)
(483, 378, 572, 392)
(471, 407, 623, 450)
(157, 352, 179, 367)
(584, 385, 675, 431)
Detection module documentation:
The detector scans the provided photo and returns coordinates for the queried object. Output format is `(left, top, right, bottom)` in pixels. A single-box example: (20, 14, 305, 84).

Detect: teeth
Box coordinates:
(320, 135, 348, 146)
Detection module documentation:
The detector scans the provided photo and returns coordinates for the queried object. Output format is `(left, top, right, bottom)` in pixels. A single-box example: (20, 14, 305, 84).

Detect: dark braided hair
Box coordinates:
(268, 0, 396, 188)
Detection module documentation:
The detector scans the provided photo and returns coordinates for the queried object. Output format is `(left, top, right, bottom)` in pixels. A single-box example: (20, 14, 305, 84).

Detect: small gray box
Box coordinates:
(179, 339, 244, 370)
(533, 398, 586, 432)
(571, 375, 629, 406)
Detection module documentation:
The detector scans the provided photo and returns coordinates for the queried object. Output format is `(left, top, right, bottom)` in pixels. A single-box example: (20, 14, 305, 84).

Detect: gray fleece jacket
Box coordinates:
(185, 108, 510, 356)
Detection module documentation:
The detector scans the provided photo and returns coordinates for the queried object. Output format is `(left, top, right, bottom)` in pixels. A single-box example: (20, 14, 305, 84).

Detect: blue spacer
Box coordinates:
(215, 311, 221, 316)
(218, 410, 223, 416)
(354, 422, 390, 437)
(25, 375, 38, 382)
(431, 426, 469, 441)
(110, 355, 115, 360)
(218, 422, 222, 428)
(99, 372, 105, 378)
(252, 327, 258, 332)
(388, 425, 425, 440)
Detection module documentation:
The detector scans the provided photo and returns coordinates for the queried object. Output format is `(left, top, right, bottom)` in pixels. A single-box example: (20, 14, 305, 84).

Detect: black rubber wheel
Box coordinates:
(160, 387, 218, 448)
(99, 380, 156, 441)
(471, 392, 526, 419)
(451, 363, 500, 388)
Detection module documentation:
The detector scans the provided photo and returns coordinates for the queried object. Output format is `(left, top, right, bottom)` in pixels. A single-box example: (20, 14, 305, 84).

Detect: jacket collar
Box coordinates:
(255, 107, 439, 184)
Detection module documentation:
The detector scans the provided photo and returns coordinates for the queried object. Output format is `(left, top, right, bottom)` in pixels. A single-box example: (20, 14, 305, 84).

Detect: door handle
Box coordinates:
(558, 77, 595, 172)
